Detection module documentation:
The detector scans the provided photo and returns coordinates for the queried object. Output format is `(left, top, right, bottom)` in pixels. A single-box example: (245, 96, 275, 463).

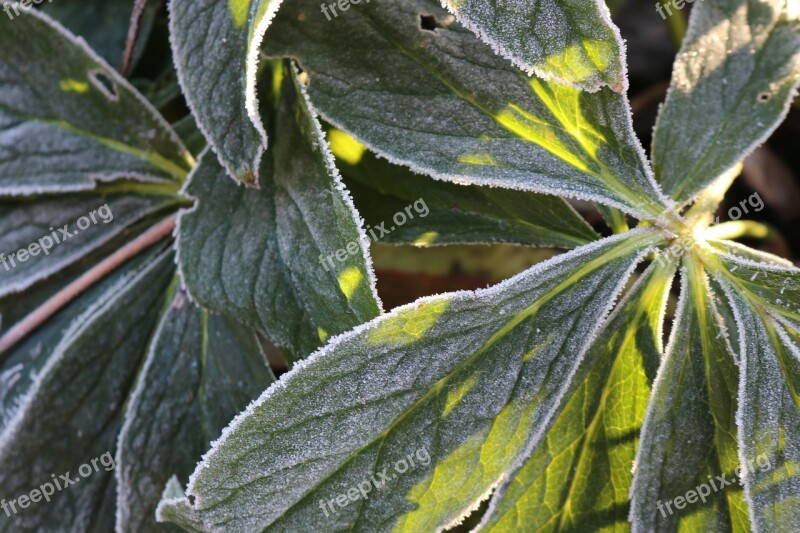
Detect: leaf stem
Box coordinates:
(0, 214, 176, 355)
(120, 0, 149, 76)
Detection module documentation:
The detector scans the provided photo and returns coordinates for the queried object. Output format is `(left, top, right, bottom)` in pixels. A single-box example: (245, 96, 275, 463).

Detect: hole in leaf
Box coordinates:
(757, 92, 771, 103)
(420, 14, 441, 32)
(88, 69, 119, 102)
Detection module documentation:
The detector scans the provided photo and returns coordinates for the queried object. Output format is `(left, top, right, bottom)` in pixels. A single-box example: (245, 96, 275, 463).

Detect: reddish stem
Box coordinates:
(120, 0, 149, 76)
(0, 214, 176, 355)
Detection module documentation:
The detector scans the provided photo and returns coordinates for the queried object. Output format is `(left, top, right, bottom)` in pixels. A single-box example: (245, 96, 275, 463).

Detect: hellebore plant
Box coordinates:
(0, 0, 798, 531)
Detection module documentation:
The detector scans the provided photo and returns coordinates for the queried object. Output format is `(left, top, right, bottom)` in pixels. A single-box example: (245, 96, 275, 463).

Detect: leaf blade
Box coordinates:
(116, 289, 275, 532)
(0, 7, 192, 195)
(629, 257, 749, 532)
(159, 228, 668, 531)
(707, 250, 800, 531)
(0, 192, 179, 298)
(0, 247, 175, 530)
(177, 63, 381, 360)
(330, 128, 600, 248)
(439, 0, 627, 92)
(264, 0, 671, 219)
(652, 0, 800, 203)
(482, 259, 677, 531)
(42, 0, 160, 71)
(168, 0, 282, 184)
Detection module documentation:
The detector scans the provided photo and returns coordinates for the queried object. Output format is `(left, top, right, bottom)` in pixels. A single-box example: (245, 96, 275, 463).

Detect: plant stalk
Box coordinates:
(120, 0, 149, 76)
(0, 214, 176, 355)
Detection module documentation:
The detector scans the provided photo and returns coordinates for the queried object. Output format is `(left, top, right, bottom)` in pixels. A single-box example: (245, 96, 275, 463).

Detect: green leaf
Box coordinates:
(713, 272, 800, 532)
(329, 128, 599, 248)
(630, 257, 749, 532)
(706, 251, 800, 531)
(168, 0, 282, 185)
(710, 250, 800, 324)
(177, 63, 381, 360)
(116, 288, 275, 532)
(0, 247, 174, 530)
(652, 0, 800, 203)
(0, 8, 193, 195)
(264, 0, 671, 220)
(0, 191, 179, 298)
(439, 0, 627, 92)
(157, 477, 206, 533)
(158, 228, 667, 531)
(482, 259, 676, 531)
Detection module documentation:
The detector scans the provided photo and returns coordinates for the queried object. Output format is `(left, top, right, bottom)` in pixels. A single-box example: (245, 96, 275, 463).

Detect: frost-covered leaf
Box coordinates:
(709, 239, 794, 267)
(173, 115, 208, 159)
(168, 0, 282, 185)
(116, 288, 274, 532)
(264, 0, 670, 219)
(652, 0, 800, 203)
(157, 478, 205, 533)
(0, 8, 193, 195)
(178, 63, 380, 360)
(482, 259, 676, 531)
(0, 247, 174, 531)
(329, 129, 599, 248)
(713, 273, 800, 532)
(0, 191, 180, 298)
(158, 228, 668, 531)
(439, 0, 626, 92)
(630, 258, 748, 532)
(710, 250, 800, 323)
